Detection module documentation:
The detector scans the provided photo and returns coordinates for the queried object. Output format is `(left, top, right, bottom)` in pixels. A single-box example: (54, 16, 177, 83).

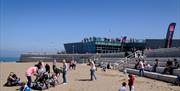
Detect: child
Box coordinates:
(128, 74, 135, 91)
(20, 81, 30, 91)
(118, 82, 127, 91)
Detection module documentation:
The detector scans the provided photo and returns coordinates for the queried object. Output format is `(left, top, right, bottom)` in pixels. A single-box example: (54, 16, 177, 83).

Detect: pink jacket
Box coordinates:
(26, 67, 37, 76)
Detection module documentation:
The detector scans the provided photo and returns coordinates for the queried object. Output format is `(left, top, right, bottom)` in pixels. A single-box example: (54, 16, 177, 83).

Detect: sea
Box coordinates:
(0, 57, 19, 62)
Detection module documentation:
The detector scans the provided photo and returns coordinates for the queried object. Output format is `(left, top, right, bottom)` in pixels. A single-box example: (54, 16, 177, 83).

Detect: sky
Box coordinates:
(0, 0, 180, 57)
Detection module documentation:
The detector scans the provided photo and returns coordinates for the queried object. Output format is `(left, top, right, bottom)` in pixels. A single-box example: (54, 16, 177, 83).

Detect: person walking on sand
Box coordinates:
(62, 59, 68, 84)
(89, 59, 97, 81)
(138, 60, 144, 77)
(25, 66, 38, 87)
(72, 60, 77, 70)
(128, 74, 135, 91)
(118, 82, 127, 91)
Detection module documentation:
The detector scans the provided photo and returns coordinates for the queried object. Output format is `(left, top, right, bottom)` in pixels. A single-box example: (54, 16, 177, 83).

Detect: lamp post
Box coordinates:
(72, 45, 75, 63)
(72, 45, 75, 54)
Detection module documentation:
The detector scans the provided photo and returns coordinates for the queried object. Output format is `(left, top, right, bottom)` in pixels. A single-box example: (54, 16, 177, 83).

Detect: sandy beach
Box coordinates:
(0, 62, 180, 91)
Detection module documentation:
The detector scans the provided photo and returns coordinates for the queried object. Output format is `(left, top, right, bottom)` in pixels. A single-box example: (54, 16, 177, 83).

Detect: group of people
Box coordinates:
(25, 59, 68, 90)
(134, 58, 180, 86)
(4, 57, 179, 91)
(4, 59, 69, 91)
(151, 58, 180, 75)
(4, 58, 99, 91)
(135, 58, 180, 75)
(162, 59, 180, 75)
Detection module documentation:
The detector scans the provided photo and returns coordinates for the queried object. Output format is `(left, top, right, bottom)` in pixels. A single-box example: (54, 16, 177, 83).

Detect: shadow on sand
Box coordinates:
(77, 79, 92, 81)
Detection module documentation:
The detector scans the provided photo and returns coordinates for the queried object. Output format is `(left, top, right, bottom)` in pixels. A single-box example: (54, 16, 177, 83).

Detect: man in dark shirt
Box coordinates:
(163, 60, 173, 75)
(173, 59, 180, 69)
(152, 59, 158, 72)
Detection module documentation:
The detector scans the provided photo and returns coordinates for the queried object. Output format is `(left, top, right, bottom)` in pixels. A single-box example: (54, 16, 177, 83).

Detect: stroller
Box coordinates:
(32, 72, 58, 90)
(48, 73, 59, 87)
(32, 72, 49, 90)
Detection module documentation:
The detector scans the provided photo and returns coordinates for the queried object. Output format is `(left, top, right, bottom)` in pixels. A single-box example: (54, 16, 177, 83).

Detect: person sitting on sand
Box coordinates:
(4, 72, 21, 86)
(19, 81, 30, 91)
(25, 66, 38, 87)
(128, 74, 135, 91)
(118, 82, 127, 91)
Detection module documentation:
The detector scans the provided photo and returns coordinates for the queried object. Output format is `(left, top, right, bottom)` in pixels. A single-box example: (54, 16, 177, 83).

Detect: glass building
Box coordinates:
(64, 37, 146, 54)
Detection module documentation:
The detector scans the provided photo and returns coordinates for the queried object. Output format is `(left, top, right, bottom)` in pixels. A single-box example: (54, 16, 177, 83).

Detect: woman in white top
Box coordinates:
(90, 59, 97, 81)
(138, 60, 144, 77)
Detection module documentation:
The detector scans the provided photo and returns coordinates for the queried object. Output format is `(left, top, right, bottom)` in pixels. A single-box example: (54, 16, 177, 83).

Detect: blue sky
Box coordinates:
(0, 0, 180, 57)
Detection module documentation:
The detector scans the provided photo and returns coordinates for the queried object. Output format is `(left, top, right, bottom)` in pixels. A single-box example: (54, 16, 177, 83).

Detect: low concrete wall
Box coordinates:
(144, 66, 180, 76)
(126, 68, 177, 83)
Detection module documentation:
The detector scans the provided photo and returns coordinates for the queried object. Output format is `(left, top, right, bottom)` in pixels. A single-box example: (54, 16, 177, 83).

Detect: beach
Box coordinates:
(0, 62, 180, 91)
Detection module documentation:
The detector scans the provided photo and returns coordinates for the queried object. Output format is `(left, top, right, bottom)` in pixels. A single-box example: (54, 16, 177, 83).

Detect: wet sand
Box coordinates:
(0, 62, 180, 91)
